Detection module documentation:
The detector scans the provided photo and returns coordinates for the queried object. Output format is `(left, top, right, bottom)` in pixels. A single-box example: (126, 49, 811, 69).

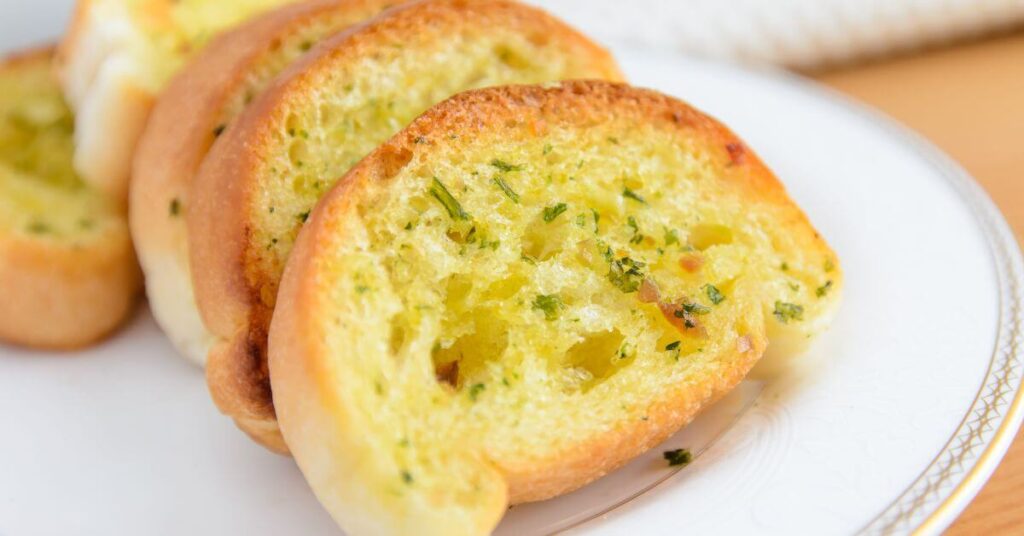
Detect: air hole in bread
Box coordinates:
(562, 329, 627, 392)
(431, 315, 510, 391)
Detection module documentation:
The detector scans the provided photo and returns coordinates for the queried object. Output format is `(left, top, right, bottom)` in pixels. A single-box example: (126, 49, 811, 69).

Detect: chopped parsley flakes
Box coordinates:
(26, 221, 49, 234)
(492, 177, 520, 203)
(532, 294, 563, 320)
(468, 383, 486, 401)
(627, 216, 644, 244)
(490, 159, 523, 172)
(169, 198, 181, 217)
(608, 256, 646, 293)
(664, 227, 679, 247)
(663, 448, 693, 467)
(622, 187, 647, 204)
(816, 280, 834, 298)
(429, 177, 470, 221)
(703, 284, 725, 305)
(297, 210, 310, 223)
(542, 203, 568, 222)
(682, 302, 711, 315)
(773, 301, 804, 323)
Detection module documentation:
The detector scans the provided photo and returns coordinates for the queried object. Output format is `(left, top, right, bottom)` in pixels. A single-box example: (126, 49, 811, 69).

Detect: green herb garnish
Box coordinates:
(169, 198, 181, 217)
(682, 302, 711, 315)
(492, 177, 520, 203)
(490, 159, 523, 172)
(816, 280, 833, 298)
(429, 177, 470, 221)
(532, 294, 563, 320)
(703, 284, 725, 305)
(542, 143, 553, 155)
(401, 470, 414, 484)
(297, 210, 310, 223)
(665, 341, 681, 351)
(542, 203, 568, 223)
(608, 256, 646, 293)
(468, 383, 486, 401)
(627, 216, 644, 244)
(212, 124, 226, 137)
(663, 448, 692, 467)
(622, 187, 647, 204)
(664, 227, 679, 246)
(780, 262, 789, 271)
(26, 221, 49, 234)
(773, 301, 804, 323)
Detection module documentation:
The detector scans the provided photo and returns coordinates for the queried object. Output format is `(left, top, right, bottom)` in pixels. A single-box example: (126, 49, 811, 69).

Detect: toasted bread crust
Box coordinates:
(189, 0, 623, 453)
(0, 47, 141, 350)
(0, 229, 141, 350)
(270, 82, 821, 532)
(131, 0, 397, 369)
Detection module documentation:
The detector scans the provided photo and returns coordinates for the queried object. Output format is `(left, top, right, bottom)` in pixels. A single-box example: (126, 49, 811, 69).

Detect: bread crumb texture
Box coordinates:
(0, 51, 120, 242)
(247, 1, 621, 308)
(275, 82, 841, 534)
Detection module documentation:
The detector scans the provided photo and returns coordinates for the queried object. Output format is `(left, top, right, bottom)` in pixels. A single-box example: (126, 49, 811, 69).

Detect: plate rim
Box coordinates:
(817, 83, 1024, 535)
(588, 46, 1024, 536)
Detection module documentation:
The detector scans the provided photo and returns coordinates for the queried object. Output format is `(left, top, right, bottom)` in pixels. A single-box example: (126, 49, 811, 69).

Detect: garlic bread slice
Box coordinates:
(131, 0, 398, 373)
(189, 0, 623, 452)
(269, 81, 841, 535)
(0, 48, 140, 350)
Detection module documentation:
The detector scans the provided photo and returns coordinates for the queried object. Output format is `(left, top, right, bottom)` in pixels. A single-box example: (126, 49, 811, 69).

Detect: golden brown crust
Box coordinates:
(130, 0, 397, 445)
(270, 81, 816, 531)
(0, 47, 142, 350)
(0, 230, 141, 351)
(189, 0, 623, 453)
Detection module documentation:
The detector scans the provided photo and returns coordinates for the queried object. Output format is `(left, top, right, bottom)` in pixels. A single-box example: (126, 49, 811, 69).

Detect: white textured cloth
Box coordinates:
(528, 0, 1024, 67)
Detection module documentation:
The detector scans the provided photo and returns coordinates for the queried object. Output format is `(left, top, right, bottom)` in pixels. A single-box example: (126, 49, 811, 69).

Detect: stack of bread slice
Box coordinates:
(183, 0, 623, 452)
(0, 0, 842, 534)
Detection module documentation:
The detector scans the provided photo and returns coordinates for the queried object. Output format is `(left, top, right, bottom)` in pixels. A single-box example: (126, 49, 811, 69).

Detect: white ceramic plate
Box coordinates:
(2, 15, 1023, 535)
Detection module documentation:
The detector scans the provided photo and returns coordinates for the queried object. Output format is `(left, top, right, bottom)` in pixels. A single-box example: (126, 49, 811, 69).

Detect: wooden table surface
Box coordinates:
(815, 32, 1024, 534)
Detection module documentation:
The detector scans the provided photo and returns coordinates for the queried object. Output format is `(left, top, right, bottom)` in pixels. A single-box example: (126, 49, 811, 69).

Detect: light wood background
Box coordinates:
(816, 33, 1024, 533)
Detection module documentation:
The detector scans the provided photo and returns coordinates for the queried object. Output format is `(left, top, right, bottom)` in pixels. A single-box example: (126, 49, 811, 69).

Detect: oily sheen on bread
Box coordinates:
(0, 48, 140, 350)
(268, 81, 842, 535)
(131, 0, 397, 368)
(189, 0, 623, 453)
(56, 0, 301, 202)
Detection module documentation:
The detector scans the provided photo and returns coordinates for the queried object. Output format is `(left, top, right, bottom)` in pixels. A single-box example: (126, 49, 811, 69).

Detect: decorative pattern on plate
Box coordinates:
(852, 109, 1024, 534)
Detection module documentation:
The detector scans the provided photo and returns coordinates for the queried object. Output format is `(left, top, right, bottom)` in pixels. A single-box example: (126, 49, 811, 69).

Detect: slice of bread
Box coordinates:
(189, 0, 623, 453)
(131, 0, 398, 369)
(269, 81, 842, 535)
(56, 0, 301, 203)
(0, 47, 141, 350)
